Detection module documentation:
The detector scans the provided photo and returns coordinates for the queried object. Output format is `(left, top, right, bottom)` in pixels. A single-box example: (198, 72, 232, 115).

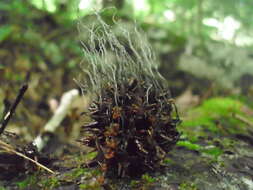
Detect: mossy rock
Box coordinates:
(179, 97, 253, 142)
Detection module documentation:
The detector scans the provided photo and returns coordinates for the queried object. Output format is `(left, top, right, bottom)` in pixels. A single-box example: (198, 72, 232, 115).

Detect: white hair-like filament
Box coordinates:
(77, 11, 167, 102)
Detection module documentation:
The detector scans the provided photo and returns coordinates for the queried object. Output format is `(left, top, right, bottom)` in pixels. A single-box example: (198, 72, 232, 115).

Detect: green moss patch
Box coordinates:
(179, 97, 252, 140)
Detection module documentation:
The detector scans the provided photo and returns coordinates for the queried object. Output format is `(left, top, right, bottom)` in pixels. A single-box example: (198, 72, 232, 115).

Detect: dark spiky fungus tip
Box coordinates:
(81, 78, 180, 177)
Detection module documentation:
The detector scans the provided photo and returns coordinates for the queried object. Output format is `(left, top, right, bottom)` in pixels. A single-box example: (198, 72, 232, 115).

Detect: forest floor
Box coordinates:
(1, 92, 253, 190)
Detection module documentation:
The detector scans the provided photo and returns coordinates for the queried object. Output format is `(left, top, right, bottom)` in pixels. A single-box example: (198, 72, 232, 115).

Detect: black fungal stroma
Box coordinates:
(81, 79, 180, 177)
(78, 12, 180, 177)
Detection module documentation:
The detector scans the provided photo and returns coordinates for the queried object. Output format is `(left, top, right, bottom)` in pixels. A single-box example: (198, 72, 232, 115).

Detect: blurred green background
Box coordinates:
(1, 0, 253, 138)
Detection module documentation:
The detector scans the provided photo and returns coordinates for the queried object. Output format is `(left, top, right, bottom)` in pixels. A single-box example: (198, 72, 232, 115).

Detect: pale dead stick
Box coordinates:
(0, 140, 55, 174)
(33, 89, 80, 151)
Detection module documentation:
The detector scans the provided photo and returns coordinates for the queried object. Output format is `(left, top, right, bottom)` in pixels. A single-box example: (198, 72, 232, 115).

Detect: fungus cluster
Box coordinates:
(78, 11, 180, 177)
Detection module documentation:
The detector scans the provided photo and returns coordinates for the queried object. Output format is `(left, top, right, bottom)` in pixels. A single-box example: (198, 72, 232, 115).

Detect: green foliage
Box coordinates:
(70, 152, 98, 169)
(16, 175, 37, 190)
(177, 141, 223, 158)
(84, 151, 98, 161)
(15, 174, 60, 190)
(179, 182, 198, 190)
(64, 166, 101, 184)
(130, 173, 156, 189)
(0, 25, 13, 43)
(202, 146, 223, 158)
(73, 168, 103, 190)
(70, 168, 88, 178)
(130, 180, 140, 188)
(177, 141, 202, 151)
(141, 174, 156, 184)
(180, 97, 249, 135)
(79, 183, 101, 190)
(40, 177, 60, 189)
(0, 1, 29, 15)
(163, 158, 174, 165)
(177, 97, 253, 160)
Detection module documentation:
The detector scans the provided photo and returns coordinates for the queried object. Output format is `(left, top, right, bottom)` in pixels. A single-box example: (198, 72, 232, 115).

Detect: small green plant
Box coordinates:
(177, 140, 223, 159)
(70, 168, 88, 178)
(177, 141, 202, 151)
(40, 177, 60, 189)
(66, 168, 100, 180)
(130, 180, 140, 188)
(16, 175, 37, 190)
(141, 174, 156, 184)
(163, 158, 174, 165)
(79, 183, 101, 190)
(130, 174, 156, 189)
(179, 182, 198, 190)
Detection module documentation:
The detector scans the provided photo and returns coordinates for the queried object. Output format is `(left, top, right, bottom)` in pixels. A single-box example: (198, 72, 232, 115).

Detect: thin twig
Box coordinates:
(0, 84, 28, 135)
(233, 113, 253, 127)
(0, 140, 55, 174)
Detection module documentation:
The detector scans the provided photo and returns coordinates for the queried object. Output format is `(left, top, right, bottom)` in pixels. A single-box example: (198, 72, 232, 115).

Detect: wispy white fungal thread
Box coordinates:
(77, 10, 167, 100)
